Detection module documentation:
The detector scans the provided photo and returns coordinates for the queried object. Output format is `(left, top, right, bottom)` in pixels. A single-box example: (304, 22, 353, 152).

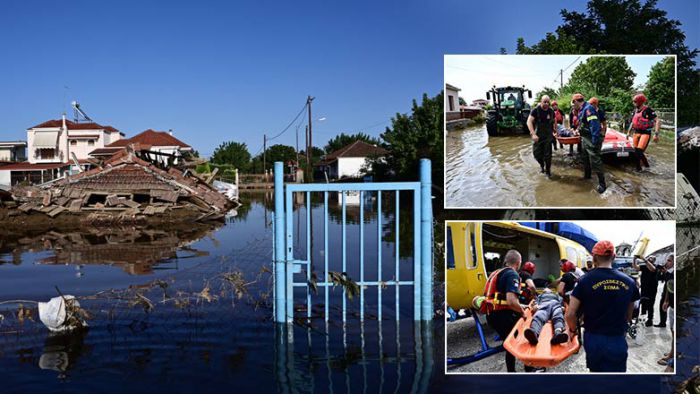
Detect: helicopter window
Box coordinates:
(446, 226, 455, 269)
(468, 223, 477, 269)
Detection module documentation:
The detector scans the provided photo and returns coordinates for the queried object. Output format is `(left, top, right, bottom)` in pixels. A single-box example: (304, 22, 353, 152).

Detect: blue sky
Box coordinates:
(0, 0, 697, 157)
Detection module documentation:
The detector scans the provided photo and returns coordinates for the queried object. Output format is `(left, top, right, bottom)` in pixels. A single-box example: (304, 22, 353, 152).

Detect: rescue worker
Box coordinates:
(566, 240, 640, 372)
(518, 261, 537, 304)
(527, 95, 556, 178)
(582, 255, 594, 273)
(628, 93, 660, 171)
(568, 100, 583, 154)
(552, 100, 566, 151)
(572, 93, 606, 193)
(655, 254, 674, 328)
(557, 260, 579, 300)
(588, 97, 607, 134)
(632, 255, 658, 327)
(483, 250, 534, 372)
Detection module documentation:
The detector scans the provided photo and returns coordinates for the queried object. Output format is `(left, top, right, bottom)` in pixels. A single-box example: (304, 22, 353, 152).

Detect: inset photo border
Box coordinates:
(444, 220, 676, 375)
(444, 54, 677, 210)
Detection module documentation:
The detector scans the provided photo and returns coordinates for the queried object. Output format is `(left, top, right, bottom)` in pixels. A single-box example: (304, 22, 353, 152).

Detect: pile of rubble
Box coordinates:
(10, 148, 235, 222)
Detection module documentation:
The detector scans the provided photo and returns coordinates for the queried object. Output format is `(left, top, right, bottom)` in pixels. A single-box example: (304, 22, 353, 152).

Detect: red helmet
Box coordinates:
(633, 93, 647, 105)
(561, 260, 576, 273)
(572, 93, 585, 101)
(522, 261, 536, 275)
(588, 97, 599, 106)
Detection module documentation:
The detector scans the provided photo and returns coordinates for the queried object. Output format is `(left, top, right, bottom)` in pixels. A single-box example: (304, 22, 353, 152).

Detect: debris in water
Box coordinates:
(328, 271, 360, 300)
(129, 293, 154, 313)
(38, 296, 87, 332)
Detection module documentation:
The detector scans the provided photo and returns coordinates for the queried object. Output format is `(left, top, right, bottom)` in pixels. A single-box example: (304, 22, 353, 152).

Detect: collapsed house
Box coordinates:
(10, 146, 235, 223)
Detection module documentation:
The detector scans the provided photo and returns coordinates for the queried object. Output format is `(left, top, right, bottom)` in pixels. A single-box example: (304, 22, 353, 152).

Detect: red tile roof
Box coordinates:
(0, 162, 69, 171)
(102, 129, 191, 150)
(30, 119, 121, 133)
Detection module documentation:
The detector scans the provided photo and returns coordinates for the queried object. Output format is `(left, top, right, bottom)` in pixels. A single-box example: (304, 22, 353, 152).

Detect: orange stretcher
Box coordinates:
(503, 306, 580, 368)
(556, 135, 581, 145)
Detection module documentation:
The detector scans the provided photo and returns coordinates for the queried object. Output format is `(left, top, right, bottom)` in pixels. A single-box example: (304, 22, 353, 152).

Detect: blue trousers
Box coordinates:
(584, 332, 628, 372)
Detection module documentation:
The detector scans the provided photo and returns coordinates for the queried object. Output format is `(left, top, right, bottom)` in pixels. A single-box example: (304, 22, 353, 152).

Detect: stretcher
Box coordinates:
(556, 135, 581, 145)
(503, 306, 580, 368)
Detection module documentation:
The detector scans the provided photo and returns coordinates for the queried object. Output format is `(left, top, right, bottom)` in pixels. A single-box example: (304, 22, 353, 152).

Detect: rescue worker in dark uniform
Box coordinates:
(551, 100, 565, 151)
(527, 95, 556, 178)
(518, 261, 537, 304)
(627, 93, 660, 171)
(656, 254, 674, 328)
(557, 260, 579, 301)
(483, 250, 534, 372)
(632, 255, 658, 327)
(589, 97, 607, 134)
(566, 241, 640, 372)
(572, 93, 606, 193)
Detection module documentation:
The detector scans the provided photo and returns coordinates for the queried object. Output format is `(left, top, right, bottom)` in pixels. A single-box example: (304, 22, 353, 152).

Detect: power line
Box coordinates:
(267, 102, 308, 141)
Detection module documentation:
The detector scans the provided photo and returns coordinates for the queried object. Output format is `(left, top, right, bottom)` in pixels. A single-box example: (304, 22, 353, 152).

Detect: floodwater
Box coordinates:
(445, 125, 675, 208)
(0, 192, 434, 393)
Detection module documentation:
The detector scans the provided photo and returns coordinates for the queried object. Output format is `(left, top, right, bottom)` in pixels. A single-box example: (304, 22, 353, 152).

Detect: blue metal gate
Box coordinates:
(272, 159, 433, 323)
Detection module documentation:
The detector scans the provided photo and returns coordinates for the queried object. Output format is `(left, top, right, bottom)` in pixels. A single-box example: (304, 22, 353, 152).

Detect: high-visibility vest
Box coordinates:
(480, 267, 517, 314)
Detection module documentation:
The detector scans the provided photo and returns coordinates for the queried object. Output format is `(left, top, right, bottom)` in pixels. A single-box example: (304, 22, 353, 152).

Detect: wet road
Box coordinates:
(445, 125, 675, 208)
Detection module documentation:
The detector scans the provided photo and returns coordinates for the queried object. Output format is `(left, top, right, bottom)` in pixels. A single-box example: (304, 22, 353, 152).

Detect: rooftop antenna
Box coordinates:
(71, 100, 93, 123)
(63, 85, 70, 115)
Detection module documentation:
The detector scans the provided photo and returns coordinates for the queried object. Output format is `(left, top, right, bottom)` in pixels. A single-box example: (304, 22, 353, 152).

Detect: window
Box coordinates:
(88, 140, 95, 146)
(70, 140, 77, 146)
(38, 148, 55, 159)
(468, 223, 477, 269)
(446, 227, 455, 269)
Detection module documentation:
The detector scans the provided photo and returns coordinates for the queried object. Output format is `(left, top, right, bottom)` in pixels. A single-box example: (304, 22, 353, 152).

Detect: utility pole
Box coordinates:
(560, 69, 563, 90)
(306, 95, 314, 182)
(263, 133, 267, 181)
(295, 124, 300, 182)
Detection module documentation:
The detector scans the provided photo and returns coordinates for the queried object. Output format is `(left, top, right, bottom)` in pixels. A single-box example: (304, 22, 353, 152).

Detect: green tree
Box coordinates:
(536, 87, 559, 102)
(645, 56, 675, 108)
(515, 0, 698, 125)
(567, 57, 635, 97)
(210, 141, 251, 172)
(324, 132, 381, 154)
(254, 144, 297, 172)
(372, 92, 443, 195)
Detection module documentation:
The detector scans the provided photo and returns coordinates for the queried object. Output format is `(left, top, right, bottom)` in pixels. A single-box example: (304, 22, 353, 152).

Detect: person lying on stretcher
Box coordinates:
(523, 289, 569, 346)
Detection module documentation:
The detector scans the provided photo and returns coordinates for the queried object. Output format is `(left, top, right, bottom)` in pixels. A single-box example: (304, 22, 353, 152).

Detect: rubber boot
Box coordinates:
(583, 166, 592, 180)
(545, 157, 552, 178)
(640, 152, 650, 167)
(634, 149, 643, 171)
(596, 172, 606, 194)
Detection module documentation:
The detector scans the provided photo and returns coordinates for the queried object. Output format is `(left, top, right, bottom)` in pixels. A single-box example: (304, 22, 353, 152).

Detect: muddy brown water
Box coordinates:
(445, 125, 675, 208)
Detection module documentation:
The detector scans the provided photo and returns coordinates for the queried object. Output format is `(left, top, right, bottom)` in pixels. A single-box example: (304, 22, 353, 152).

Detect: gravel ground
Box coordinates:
(446, 283, 674, 374)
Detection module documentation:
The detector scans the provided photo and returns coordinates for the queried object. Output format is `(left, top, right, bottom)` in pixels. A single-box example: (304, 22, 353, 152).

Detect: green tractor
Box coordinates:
(485, 85, 533, 136)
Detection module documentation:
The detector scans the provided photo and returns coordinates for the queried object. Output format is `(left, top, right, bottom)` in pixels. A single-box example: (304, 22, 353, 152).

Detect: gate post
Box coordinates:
(419, 159, 433, 320)
(274, 161, 287, 323)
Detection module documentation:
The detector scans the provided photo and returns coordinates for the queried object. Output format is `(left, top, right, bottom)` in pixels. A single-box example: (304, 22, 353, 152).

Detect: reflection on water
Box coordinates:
(0, 192, 433, 393)
(445, 125, 675, 207)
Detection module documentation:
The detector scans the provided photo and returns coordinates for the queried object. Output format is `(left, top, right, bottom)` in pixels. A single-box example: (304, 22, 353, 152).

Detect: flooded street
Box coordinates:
(445, 125, 675, 207)
(0, 192, 435, 393)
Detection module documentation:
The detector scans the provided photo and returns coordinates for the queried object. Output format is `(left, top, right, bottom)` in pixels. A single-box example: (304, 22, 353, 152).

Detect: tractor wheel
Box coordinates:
(486, 114, 498, 136)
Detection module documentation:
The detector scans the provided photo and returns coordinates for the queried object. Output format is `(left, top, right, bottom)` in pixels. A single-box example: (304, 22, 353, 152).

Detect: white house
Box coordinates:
(317, 140, 387, 179)
(89, 129, 192, 166)
(0, 141, 26, 162)
(27, 115, 123, 166)
(445, 84, 461, 113)
(0, 116, 123, 187)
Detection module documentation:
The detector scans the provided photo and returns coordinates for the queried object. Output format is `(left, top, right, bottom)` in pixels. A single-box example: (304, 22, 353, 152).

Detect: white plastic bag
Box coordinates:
(38, 295, 86, 332)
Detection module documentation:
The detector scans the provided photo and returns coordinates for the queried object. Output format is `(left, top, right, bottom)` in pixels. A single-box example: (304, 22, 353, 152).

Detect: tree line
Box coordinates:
(534, 55, 674, 117)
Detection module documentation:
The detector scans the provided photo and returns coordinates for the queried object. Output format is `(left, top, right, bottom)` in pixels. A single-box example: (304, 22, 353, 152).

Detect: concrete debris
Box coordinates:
(8, 149, 238, 223)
